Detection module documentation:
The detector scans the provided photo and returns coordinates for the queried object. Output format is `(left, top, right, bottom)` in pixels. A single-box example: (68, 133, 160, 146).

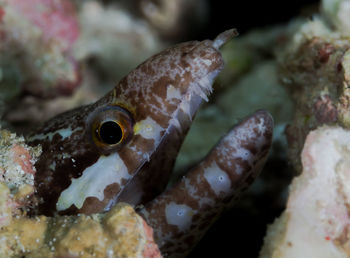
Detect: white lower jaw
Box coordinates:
(56, 152, 131, 211)
(58, 69, 220, 212)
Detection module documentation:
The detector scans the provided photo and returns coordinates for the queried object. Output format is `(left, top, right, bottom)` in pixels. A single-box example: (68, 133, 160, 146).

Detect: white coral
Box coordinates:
(260, 126, 350, 258)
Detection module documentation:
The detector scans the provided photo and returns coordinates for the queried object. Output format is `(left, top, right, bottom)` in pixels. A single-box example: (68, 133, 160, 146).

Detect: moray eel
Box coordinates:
(26, 29, 273, 257)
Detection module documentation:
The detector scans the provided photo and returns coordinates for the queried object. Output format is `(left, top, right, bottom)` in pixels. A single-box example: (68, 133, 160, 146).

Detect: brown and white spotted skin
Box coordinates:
(138, 111, 273, 257)
(27, 29, 237, 215)
(26, 29, 274, 257)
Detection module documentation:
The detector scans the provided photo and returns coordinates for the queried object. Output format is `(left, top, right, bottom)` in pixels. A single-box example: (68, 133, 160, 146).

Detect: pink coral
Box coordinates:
(0, 0, 81, 98)
(10, 0, 79, 51)
(0, 7, 4, 22)
(11, 145, 36, 175)
(142, 220, 162, 258)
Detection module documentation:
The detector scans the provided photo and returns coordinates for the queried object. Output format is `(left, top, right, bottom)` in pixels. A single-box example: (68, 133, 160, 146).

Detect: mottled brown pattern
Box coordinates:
(27, 33, 225, 216)
(28, 104, 99, 215)
(118, 136, 155, 174)
(118, 125, 188, 205)
(139, 111, 273, 257)
(26, 29, 262, 258)
(78, 183, 121, 214)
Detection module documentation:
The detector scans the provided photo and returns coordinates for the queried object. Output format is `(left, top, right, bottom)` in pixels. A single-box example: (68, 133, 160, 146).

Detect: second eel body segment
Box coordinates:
(27, 29, 273, 257)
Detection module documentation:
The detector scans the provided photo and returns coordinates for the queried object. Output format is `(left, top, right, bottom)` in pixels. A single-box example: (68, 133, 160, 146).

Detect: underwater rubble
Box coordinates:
(3, 0, 350, 257)
(0, 129, 161, 257)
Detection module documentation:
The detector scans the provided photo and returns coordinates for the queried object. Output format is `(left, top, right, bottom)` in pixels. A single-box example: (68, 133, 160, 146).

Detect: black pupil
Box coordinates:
(99, 121, 123, 144)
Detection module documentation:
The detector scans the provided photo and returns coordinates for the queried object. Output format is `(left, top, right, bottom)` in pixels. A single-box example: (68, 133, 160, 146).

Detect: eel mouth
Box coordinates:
(56, 29, 238, 214)
(106, 66, 224, 210)
(106, 29, 239, 210)
(182, 28, 238, 116)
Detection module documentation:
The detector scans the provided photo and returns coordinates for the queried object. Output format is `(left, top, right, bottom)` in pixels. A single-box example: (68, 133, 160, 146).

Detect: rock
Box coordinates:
(260, 126, 350, 258)
(74, 1, 162, 84)
(3, 0, 165, 130)
(0, 0, 81, 99)
(0, 201, 161, 258)
(279, 17, 350, 171)
(0, 129, 41, 215)
(322, 0, 350, 34)
(138, 0, 208, 40)
(0, 129, 161, 257)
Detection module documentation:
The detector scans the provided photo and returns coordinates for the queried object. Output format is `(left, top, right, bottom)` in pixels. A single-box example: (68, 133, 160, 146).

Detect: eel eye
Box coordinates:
(88, 105, 134, 153)
(98, 120, 123, 144)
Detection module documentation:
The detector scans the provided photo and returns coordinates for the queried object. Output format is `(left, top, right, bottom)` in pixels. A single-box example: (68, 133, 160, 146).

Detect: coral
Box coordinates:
(279, 17, 350, 171)
(138, 0, 208, 40)
(0, 129, 41, 221)
(0, 199, 161, 257)
(322, 0, 350, 34)
(0, 0, 80, 99)
(3, 0, 165, 130)
(260, 1, 350, 257)
(0, 182, 11, 228)
(0, 129, 41, 190)
(0, 130, 161, 258)
(260, 126, 350, 258)
(74, 1, 161, 83)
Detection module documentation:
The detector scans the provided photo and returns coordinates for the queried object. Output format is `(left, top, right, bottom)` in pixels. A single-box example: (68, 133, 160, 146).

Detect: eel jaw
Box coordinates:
(104, 29, 239, 210)
(107, 63, 224, 209)
(138, 110, 274, 257)
(38, 29, 238, 216)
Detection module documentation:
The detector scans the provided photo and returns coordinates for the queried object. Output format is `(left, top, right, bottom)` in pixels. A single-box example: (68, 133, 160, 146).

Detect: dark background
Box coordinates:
(200, 0, 319, 39)
(189, 0, 319, 257)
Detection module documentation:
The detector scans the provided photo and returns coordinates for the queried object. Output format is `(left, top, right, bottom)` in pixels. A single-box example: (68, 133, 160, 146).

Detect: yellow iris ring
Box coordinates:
(88, 105, 134, 153)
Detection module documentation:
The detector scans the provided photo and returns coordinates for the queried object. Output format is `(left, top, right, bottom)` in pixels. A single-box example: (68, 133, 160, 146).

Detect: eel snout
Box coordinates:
(110, 29, 239, 209)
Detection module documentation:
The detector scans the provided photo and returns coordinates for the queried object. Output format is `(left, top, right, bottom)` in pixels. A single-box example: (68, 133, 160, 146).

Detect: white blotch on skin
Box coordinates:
(165, 202, 194, 232)
(134, 117, 164, 144)
(56, 153, 131, 211)
(202, 58, 212, 67)
(234, 147, 252, 161)
(256, 117, 266, 133)
(166, 84, 182, 101)
(203, 162, 231, 196)
(29, 126, 83, 142)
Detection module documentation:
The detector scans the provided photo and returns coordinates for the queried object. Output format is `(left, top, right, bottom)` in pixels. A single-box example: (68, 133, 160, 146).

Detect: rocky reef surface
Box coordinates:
(0, 0, 291, 257)
(3, 0, 350, 257)
(260, 126, 350, 258)
(260, 0, 350, 257)
(0, 129, 160, 257)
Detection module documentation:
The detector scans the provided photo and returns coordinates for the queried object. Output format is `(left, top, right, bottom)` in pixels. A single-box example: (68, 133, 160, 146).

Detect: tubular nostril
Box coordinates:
(212, 28, 239, 49)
